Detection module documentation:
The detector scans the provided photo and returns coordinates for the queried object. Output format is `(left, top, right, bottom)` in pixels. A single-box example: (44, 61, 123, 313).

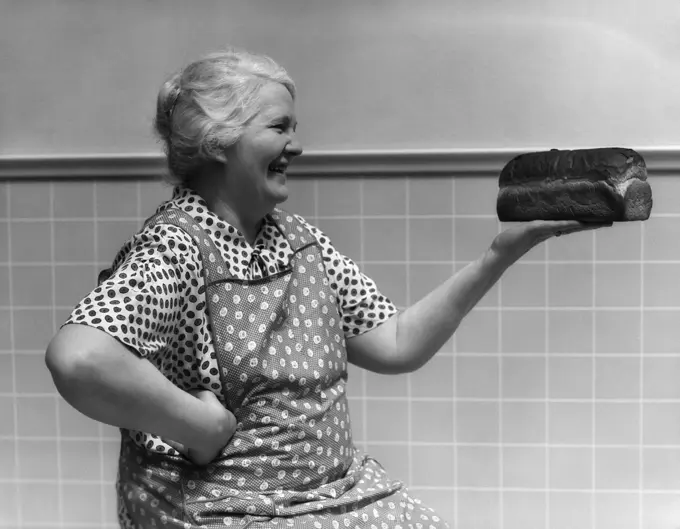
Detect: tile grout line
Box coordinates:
(1, 435, 679, 449)
(50, 182, 65, 526)
(592, 230, 597, 529)
(5, 258, 680, 267)
(1, 477, 678, 494)
(497, 218, 504, 529)
(95, 181, 107, 526)
(7, 351, 680, 359)
(405, 177, 413, 488)
(6, 393, 680, 403)
(8, 303, 680, 313)
(452, 179, 458, 528)
(0, 522, 119, 529)
(358, 179, 368, 454)
(10, 212, 680, 222)
(639, 218, 645, 529)
(545, 238, 551, 529)
(7, 183, 22, 527)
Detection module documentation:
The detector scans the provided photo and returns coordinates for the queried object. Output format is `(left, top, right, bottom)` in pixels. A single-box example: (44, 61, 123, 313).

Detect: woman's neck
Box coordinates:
(206, 196, 264, 246)
(187, 174, 264, 246)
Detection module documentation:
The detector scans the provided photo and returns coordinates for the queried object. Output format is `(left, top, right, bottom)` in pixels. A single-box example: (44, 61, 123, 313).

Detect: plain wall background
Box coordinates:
(2, 0, 680, 156)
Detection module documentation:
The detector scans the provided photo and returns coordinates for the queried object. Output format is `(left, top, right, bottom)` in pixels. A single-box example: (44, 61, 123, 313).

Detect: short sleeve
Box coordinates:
(294, 215, 399, 337)
(63, 229, 190, 358)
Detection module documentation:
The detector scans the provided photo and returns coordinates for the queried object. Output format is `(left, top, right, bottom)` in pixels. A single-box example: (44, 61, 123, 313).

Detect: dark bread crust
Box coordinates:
(497, 148, 653, 222)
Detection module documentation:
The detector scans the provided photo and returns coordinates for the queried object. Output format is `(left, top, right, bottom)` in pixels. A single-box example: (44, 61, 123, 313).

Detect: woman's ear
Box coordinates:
(205, 135, 228, 164)
(213, 151, 228, 164)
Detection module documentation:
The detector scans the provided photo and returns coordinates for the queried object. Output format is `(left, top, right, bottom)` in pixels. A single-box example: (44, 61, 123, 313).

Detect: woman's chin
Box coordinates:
(273, 189, 289, 204)
(266, 176, 289, 204)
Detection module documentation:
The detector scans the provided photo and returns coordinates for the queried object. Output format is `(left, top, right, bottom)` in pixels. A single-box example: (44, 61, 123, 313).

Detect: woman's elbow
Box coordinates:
(45, 330, 92, 392)
(392, 351, 429, 374)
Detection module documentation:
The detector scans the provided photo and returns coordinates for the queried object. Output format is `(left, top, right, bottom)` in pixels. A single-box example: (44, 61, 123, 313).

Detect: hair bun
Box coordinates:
(154, 75, 181, 142)
(165, 83, 181, 119)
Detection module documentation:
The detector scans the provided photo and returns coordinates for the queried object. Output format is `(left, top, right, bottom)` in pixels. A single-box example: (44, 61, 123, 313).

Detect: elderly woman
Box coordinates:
(46, 47, 609, 528)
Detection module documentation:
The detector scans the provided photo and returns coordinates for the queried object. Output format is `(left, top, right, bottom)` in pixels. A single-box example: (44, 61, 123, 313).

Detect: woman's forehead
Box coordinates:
(257, 102, 296, 124)
(257, 83, 295, 113)
(259, 103, 292, 118)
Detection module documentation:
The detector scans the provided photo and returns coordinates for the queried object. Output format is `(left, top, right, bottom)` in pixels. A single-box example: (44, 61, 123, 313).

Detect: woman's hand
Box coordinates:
(491, 220, 613, 264)
(167, 390, 237, 466)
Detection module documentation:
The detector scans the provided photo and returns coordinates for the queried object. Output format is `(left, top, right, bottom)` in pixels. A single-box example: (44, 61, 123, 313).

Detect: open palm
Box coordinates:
(492, 220, 613, 262)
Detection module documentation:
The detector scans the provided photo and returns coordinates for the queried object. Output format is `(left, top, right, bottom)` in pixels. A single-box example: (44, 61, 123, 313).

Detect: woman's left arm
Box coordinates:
(347, 220, 612, 374)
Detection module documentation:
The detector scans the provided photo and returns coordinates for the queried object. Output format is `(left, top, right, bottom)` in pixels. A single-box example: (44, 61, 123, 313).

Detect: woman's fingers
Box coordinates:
(165, 439, 188, 457)
(559, 222, 613, 237)
(191, 388, 221, 405)
(530, 220, 613, 238)
(493, 219, 615, 263)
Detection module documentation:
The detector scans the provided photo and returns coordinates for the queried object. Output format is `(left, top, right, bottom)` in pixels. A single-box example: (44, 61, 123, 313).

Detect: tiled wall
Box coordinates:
(1, 173, 680, 528)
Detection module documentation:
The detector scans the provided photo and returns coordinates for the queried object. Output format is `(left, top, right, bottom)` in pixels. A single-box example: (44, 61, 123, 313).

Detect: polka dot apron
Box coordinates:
(116, 209, 449, 528)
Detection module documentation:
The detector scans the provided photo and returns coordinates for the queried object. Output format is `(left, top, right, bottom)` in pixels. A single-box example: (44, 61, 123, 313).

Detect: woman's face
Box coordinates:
(223, 82, 302, 211)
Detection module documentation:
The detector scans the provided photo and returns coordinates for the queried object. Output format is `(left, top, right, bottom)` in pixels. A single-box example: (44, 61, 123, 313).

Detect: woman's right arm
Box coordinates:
(45, 323, 236, 462)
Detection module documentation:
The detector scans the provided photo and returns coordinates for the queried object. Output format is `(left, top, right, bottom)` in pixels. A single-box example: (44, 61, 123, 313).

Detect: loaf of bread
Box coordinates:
(496, 147, 653, 222)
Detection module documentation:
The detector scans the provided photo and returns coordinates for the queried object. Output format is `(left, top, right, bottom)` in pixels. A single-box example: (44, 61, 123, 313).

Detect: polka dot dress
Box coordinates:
(63, 186, 449, 528)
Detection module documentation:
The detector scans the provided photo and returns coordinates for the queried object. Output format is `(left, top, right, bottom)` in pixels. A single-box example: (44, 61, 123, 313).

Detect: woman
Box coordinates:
(46, 47, 610, 528)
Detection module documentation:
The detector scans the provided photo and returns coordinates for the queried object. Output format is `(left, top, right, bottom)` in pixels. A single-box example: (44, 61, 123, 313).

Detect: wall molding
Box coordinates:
(1, 147, 679, 179)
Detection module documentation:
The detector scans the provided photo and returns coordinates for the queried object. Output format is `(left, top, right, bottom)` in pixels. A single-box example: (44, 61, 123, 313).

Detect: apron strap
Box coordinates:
(269, 209, 317, 254)
(144, 208, 234, 284)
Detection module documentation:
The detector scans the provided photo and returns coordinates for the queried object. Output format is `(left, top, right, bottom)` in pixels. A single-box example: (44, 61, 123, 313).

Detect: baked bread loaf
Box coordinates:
(496, 147, 653, 222)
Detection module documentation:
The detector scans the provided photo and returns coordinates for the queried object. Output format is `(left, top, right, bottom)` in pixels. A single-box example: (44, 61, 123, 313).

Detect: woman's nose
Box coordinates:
(286, 134, 303, 157)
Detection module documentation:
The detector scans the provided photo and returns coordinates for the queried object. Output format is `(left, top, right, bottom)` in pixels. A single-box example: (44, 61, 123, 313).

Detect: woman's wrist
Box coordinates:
(488, 231, 536, 267)
(482, 243, 517, 279)
(169, 393, 220, 449)
(178, 391, 237, 463)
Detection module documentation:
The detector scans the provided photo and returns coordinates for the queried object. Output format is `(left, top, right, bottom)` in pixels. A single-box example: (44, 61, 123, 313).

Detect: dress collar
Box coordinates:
(152, 185, 291, 280)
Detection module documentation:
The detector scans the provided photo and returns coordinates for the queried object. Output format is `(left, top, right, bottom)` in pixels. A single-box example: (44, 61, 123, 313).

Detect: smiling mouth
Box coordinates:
(268, 162, 288, 176)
